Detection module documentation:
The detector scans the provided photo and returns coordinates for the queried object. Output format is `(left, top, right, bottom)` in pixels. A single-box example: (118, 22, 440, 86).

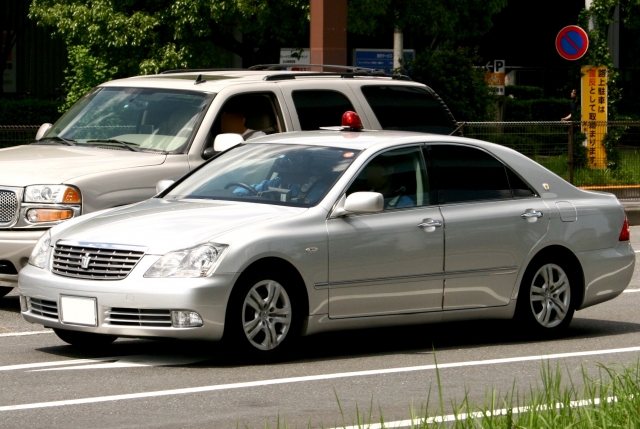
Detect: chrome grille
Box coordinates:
(106, 308, 172, 327)
(52, 244, 145, 280)
(28, 298, 59, 320)
(0, 190, 18, 223)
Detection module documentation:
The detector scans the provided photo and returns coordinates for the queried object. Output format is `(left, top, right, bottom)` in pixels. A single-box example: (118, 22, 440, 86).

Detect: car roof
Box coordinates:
(99, 70, 426, 93)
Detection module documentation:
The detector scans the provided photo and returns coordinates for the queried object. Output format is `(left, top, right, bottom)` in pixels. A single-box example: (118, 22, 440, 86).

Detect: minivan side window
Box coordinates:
(360, 86, 454, 134)
(291, 90, 356, 130)
(427, 145, 515, 204)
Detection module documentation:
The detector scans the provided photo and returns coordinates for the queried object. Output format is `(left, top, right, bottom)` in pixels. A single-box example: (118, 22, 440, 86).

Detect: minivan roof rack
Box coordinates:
(249, 63, 411, 81)
(160, 68, 245, 74)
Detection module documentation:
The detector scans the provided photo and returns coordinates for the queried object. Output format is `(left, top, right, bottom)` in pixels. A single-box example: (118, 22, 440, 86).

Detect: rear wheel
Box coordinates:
(53, 328, 118, 348)
(223, 271, 302, 362)
(515, 257, 576, 335)
(0, 287, 12, 299)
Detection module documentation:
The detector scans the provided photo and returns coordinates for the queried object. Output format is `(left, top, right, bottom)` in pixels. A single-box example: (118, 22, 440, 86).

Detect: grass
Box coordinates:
(257, 359, 640, 429)
(535, 151, 640, 187)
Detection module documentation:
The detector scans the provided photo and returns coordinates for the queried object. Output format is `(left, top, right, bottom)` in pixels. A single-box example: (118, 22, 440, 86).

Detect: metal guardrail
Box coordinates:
(0, 125, 40, 148)
(459, 121, 640, 201)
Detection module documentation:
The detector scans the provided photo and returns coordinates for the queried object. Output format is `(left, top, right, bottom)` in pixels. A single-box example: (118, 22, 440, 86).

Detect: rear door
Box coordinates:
(426, 144, 550, 309)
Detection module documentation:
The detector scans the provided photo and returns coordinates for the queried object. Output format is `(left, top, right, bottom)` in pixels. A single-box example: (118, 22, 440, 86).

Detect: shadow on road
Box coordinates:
(0, 295, 20, 314)
(31, 316, 640, 368)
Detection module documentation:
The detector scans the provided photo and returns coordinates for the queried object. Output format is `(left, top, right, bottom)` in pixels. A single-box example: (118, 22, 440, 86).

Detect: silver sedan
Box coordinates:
(18, 129, 635, 360)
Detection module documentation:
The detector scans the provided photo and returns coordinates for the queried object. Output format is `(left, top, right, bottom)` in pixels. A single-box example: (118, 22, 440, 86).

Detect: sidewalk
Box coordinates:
(622, 201, 640, 226)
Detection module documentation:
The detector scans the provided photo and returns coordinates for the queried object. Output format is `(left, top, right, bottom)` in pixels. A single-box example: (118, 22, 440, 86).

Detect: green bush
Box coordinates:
(504, 99, 532, 121)
(531, 98, 570, 121)
(505, 85, 543, 100)
(0, 99, 63, 125)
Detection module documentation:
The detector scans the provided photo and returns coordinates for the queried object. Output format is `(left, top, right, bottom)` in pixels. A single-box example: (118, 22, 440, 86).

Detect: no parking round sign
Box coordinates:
(556, 25, 589, 60)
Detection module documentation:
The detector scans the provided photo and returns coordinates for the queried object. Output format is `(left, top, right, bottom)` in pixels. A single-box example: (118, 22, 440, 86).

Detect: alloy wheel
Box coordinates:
(529, 263, 571, 328)
(241, 280, 292, 351)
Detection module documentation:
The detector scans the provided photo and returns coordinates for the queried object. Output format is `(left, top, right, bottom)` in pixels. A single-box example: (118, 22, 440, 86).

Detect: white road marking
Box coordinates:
(0, 358, 113, 372)
(330, 396, 614, 429)
(624, 289, 640, 293)
(31, 355, 208, 372)
(0, 330, 52, 338)
(1, 346, 640, 412)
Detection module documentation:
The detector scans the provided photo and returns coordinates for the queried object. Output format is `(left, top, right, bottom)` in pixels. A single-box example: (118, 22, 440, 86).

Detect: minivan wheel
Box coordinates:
(516, 258, 576, 335)
(223, 271, 302, 362)
(53, 328, 118, 347)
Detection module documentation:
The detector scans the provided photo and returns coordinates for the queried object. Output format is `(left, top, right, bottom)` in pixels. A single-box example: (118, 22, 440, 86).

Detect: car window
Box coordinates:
(203, 92, 284, 154)
(506, 168, 537, 198)
(166, 143, 360, 208)
(291, 90, 355, 130)
(347, 146, 431, 209)
(44, 87, 213, 153)
(360, 85, 454, 134)
(426, 145, 513, 204)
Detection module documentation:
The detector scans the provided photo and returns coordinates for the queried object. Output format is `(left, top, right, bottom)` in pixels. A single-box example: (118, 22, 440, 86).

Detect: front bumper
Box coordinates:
(0, 229, 47, 288)
(18, 256, 238, 341)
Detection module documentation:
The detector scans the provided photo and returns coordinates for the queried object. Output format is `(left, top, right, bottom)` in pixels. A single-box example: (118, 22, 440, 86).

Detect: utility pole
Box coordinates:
(393, 27, 403, 71)
(310, 0, 347, 67)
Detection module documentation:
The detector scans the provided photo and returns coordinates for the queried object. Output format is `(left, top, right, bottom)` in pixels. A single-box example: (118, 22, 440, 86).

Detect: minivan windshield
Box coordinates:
(164, 144, 360, 207)
(41, 87, 213, 153)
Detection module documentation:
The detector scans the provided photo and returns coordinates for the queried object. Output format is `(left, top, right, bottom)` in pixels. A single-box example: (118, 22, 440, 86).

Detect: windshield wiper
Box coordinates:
(32, 136, 77, 146)
(86, 138, 141, 152)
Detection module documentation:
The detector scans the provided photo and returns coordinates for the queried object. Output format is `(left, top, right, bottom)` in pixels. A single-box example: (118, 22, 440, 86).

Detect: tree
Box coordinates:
(2, 2, 29, 94)
(348, 0, 507, 53)
(29, 0, 310, 109)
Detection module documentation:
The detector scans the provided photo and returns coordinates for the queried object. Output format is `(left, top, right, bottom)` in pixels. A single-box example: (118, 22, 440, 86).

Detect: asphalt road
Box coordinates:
(1, 229, 640, 429)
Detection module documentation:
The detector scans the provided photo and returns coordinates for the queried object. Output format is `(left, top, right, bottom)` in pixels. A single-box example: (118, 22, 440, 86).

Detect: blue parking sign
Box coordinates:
(353, 49, 415, 72)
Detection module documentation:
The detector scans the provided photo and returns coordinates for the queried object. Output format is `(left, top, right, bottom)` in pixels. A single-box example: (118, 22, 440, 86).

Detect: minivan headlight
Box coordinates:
(28, 230, 51, 269)
(24, 185, 81, 204)
(144, 243, 228, 278)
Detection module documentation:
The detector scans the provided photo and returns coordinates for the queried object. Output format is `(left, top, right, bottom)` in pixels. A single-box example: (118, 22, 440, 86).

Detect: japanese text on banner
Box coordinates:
(581, 66, 607, 169)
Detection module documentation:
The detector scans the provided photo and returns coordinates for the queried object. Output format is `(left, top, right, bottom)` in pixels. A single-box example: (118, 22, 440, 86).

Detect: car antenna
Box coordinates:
(194, 74, 205, 85)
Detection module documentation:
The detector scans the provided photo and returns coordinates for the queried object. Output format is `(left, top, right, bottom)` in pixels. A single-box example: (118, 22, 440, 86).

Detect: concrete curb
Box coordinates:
(624, 205, 640, 226)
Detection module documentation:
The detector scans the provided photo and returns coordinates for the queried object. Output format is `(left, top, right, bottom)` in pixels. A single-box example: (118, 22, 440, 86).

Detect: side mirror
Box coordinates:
(213, 133, 244, 153)
(202, 147, 217, 160)
(156, 180, 175, 194)
(343, 192, 384, 214)
(35, 123, 52, 141)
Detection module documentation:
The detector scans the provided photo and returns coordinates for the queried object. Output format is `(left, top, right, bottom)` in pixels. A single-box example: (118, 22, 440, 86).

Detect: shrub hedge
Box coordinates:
(0, 99, 63, 125)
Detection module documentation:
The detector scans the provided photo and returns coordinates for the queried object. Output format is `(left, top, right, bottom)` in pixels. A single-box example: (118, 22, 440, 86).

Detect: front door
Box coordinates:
(327, 146, 444, 318)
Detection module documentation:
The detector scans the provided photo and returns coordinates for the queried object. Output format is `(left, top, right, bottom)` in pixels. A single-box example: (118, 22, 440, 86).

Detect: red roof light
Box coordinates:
(341, 111, 363, 131)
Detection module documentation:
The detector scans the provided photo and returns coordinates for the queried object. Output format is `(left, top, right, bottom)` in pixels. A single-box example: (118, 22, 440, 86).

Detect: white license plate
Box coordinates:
(60, 296, 97, 326)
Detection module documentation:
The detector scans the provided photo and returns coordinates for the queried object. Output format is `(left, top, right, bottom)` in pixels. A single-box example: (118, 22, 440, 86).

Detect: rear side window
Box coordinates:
(361, 86, 454, 134)
(292, 90, 355, 130)
(426, 145, 512, 204)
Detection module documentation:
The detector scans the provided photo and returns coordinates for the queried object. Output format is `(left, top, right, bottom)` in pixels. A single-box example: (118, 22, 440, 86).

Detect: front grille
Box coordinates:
(0, 191, 18, 224)
(106, 308, 172, 327)
(28, 298, 59, 320)
(52, 244, 145, 280)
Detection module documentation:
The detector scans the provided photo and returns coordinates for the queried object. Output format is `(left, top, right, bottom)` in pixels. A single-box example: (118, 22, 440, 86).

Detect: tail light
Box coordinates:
(619, 215, 630, 241)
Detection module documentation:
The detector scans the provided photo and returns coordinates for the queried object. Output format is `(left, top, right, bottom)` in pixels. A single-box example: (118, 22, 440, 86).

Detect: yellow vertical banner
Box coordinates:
(581, 66, 608, 169)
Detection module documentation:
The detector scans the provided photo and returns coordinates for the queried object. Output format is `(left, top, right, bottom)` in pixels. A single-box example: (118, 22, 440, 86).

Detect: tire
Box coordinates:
(515, 256, 577, 336)
(53, 328, 118, 348)
(0, 287, 12, 299)
(222, 270, 303, 362)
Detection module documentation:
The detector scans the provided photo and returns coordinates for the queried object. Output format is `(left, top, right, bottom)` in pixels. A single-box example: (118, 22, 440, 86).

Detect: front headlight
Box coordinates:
(24, 185, 81, 204)
(28, 230, 51, 269)
(144, 243, 228, 278)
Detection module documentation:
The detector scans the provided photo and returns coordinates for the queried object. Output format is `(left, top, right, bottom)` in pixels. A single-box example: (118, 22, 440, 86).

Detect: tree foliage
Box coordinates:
(348, 0, 507, 51)
(29, 0, 310, 108)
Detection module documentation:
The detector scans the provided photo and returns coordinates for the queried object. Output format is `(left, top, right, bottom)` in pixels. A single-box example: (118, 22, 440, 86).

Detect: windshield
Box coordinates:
(164, 144, 360, 207)
(42, 87, 213, 153)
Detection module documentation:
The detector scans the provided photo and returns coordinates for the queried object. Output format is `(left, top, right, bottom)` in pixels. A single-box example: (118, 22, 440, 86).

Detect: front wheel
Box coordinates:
(515, 258, 576, 335)
(53, 328, 118, 348)
(223, 271, 302, 362)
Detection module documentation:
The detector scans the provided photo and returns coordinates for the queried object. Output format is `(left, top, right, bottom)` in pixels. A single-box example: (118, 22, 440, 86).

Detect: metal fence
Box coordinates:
(459, 121, 640, 201)
(0, 125, 40, 148)
(3, 122, 640, 200)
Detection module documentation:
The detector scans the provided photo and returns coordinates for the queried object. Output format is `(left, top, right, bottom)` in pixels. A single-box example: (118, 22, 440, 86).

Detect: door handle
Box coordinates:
(418, 219, 442, 228)
(521, 210, 543, 219)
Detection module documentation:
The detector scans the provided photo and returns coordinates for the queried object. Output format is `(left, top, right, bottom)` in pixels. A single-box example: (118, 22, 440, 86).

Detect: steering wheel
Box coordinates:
(224, 181, 258, 196)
